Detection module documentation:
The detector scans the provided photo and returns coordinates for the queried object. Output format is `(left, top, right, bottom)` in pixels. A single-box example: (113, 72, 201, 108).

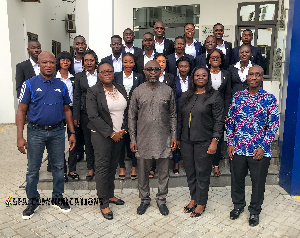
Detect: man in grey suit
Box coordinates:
(128, 60, 177, 216)
(16, 40, 42, 97)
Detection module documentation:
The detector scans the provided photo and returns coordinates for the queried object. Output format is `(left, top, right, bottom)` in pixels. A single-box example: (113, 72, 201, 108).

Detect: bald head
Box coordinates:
(247, 65, 264, 90)
(144, 60, 161, 83)
(38, 51, 56, 80)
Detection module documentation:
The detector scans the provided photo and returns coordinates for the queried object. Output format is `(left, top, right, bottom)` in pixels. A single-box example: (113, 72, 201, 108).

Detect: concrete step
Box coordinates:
(37, 141, 280, 190)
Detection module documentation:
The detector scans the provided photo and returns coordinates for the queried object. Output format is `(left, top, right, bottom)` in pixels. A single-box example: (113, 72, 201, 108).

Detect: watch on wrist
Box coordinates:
(70, 131, 76, 135)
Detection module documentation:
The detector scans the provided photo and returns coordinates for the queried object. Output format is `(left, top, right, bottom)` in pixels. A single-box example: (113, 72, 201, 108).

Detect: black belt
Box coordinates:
(29, 121, 64, 131)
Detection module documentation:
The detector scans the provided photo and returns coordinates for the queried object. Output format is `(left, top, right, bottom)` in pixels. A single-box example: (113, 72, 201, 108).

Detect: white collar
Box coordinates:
(125, 45, 134, 50)
(56, 71, 74, 79)
(234, 61, 252, 70)
(29, 58, 38, 67)
(155, 38, 165, 45)
(112, 54, 122, 61)
(86, 70, 97, 76)
(123, 71, 133, 79)
(143, 51, 155, 57)
(74, 57, 81, 63)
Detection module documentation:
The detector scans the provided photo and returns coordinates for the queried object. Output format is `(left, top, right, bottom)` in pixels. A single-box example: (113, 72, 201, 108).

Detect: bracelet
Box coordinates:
(111, 132, 116, 139)
(70, 131, 75, 135)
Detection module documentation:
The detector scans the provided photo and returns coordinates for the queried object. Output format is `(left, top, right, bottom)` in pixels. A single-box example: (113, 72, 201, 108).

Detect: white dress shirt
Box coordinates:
(56, 71, 74, 106)
(123, 71, 134, 96)
(86, 70, 97, 87)
(216, 40, 227, 55)
(234, 61, 253, 82)
(179, 75, 189, 93)
(210, 71, 222, 90)
(143, 51, 155, 66)
(185, 39, 197, 58)
(155, 39, 165, 53)
(124, 45, 135, 54)
(74, 58, 83, 74)
(112, 54, 122, 73)
(159, 71, 165, 83)
(30, 58, 40, 76)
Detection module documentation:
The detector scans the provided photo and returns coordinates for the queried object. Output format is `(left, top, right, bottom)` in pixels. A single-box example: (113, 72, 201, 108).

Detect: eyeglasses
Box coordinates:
(210, 56, 221, 60)
(144, 67, 161, 72)
(99, 70, 114, 75)
(154, 27, 165, 30)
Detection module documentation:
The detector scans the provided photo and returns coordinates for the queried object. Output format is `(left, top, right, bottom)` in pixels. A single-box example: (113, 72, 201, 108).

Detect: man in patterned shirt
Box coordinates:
(226, 65, 279, 227)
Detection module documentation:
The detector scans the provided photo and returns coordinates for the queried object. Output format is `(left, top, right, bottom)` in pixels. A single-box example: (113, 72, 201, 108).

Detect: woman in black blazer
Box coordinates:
(114, 53, 143, 180)
(227, 44, 253, 97)
(73, 49, 99, 180)
(86, 62, 128, 220)
(177, 66, 224, 217)
(206, 49, 231, 177)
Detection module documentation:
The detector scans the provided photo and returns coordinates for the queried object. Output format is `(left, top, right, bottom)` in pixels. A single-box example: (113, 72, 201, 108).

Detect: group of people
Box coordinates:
(16, 21, 279, 228)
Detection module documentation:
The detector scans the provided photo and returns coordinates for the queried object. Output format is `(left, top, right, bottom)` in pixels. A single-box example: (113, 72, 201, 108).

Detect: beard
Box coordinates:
(148, 78, 158, 83)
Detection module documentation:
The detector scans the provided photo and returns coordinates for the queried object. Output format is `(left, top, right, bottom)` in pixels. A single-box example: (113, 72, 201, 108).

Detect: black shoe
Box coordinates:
(183, 205, 196, 213)
(137, 202, 150, 215)
(68, 172, 80, 180)
(109, 198, 125, 205)
(64, 174, 68, 183)
(52, 199, 71, 213)
(47, 163, 52, 172)
(158, 204, 169, 216)
(249, 214, 259, 227)
(101, 211, 113, 220)
(230, 208, 244, 220)
(22, 203, 39, 220)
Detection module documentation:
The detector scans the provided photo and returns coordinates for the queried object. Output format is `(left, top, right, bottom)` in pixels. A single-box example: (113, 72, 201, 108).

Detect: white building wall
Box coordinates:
(1, 0, 75, 123)
(0, 0, 15, 123)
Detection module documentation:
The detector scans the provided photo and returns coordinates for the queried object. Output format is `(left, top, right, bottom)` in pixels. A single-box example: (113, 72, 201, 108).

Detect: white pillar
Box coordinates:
(0, 0, 17, 123)
(76, 0, 114, 60)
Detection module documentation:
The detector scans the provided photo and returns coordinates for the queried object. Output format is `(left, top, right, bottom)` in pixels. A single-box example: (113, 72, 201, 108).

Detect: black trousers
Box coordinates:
(213, 132, 224, 166)
(80, 112, 95, 170)
(231, 155, 270, 215)
(91, 131, 123, 209)
(181, 140, 213, 205)
(63, 126, 78, 173)
(118, 133, 137, 168)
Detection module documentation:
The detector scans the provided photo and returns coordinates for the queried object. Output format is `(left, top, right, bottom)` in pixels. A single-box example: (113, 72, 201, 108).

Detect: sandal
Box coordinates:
(149, 168, 155, 179)
(131, 174, 137, 180)
(119, 167, 126, 180)
(68, 172, 80, 180)
(190, 205, 206, 218)
(213, 166, 221, 177)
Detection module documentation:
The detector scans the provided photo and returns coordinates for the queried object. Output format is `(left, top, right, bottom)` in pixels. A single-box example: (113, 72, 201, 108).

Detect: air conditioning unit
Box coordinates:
(65, 14, 76, 33)
(21, 0, 40, 2)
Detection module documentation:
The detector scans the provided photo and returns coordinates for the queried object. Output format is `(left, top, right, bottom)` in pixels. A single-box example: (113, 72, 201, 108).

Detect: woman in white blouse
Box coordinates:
(206, 49, 231, 177)
(184, 23, 202, 59)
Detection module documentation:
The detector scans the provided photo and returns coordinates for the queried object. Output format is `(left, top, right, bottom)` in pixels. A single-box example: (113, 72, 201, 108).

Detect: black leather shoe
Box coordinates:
(158, 204, 169, 216)
(101, 211, 113, 220)
(109, 199, 125, 205)
(249, 214, 259, 227)
(137, 202, 150, 215)
(230, 208, 244, 220)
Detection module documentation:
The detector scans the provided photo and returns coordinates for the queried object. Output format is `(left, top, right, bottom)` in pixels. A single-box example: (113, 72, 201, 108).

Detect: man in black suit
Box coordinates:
(213, 23, 232, 70)
(101, 35, 123, 73)
(153, 21, 174, 56)
(73, 35, 87, 74)
(135, 32, 156, 75)
(16, 40, 42, 97)
(122, 28, 142, 57)
(167, 36, 194, 77)
(232, 29, 263, 66)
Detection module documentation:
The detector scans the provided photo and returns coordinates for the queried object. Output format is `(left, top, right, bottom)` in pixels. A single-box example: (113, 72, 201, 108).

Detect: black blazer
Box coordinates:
(222, 41, 233, 70)
(215, 70, 231, 116)
(167, 53, 195, 77)
(163, 73, 175, 90)
(86, 81, 128, 138)
(16, 59, 36, 97)
(162, 38, 175, 56)
(174, 76, 190, 112)
(73, 71, 100, 120)
(195, 53, 207, 68)
(113, 71, 144, 99)
(177, 91, 224, 142)
(232, 45, 263, 66)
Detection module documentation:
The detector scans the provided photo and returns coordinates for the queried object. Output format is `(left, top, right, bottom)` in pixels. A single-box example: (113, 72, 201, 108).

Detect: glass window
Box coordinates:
(240, 5, 256, 21)
(257, 28, 273, 75)
(239, 28, 256, 46)
(259, 4, 276, 21)
(133, 5, 200, 48)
